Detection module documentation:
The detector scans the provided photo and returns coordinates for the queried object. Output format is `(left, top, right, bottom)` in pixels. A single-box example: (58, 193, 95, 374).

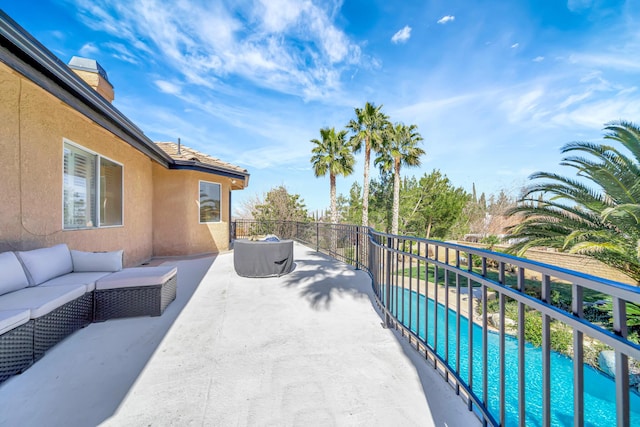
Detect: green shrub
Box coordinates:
(524, 310, 543, 347)
(550, 323, 573, 353)
(523, 310, 573, 353)
(481, 235, 501, 249)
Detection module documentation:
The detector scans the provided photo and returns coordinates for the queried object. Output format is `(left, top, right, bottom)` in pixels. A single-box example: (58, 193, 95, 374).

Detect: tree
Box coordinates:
(233, 193, 263, 219)
(507, 120, 640, 283)
(375, 122, 425, 235)
(485, 189, 518, 236)
(346, 102, 389, 227)
(368, 172, 394, 232)
(400, 170, 470, 239)
(310, 127, 355, 224)
(252, 186, 309, 223)
(337, 182, 363, 224)
(448, 195, 486, 239)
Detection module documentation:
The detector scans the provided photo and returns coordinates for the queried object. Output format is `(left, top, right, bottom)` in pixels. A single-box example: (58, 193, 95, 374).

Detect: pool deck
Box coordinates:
(0, 243, 479, 426)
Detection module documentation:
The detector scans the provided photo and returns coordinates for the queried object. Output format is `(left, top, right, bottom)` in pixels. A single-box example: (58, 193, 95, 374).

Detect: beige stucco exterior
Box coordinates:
(153, 165, 232, 256)
(0, 60, 238, 266)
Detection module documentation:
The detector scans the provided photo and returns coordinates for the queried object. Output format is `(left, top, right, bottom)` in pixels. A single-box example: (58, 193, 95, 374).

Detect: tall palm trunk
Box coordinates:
(392, 158, 401, 235)
(330, 173, 337, 224)
(362, 142, 371, 227)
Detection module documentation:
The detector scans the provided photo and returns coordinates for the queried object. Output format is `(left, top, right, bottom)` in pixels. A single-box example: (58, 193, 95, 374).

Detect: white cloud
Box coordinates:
(437, 15, 455, 25)
(391, 26, 412, 44)
(533, 56, 544, 62)
(568, 53, 640, 71)
(154, 80, 182, 95)
(69, 0, 362, 101)
(511, 43, 520, 49)
(79, 42, 98, 56)
(551, 97, 640, 129)
(558, 91, 593, 109)
(51, 30, 65, 40)
(104, 42, 138, 64)
(578, 71, 615, 91)
(618, 87, 637, 96)
(500, 88, 545, 123)
(257, 0, 305, 32)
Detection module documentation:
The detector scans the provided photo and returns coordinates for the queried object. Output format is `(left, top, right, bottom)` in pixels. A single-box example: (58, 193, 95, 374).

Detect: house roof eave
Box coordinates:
(170, 160, 250, 189)
(0, 11, 174, 167)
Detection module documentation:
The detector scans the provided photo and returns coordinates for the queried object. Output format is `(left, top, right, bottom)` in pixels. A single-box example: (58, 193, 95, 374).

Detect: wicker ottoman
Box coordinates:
(93, 266, 177, 322)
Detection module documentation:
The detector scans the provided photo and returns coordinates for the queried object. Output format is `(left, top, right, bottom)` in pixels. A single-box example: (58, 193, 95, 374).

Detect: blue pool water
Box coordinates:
(384, 286, 640, 426)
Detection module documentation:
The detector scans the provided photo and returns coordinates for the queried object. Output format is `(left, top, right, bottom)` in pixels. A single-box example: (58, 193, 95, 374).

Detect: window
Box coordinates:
(63, 141, 123, 229)
(199, 181, 221, 223)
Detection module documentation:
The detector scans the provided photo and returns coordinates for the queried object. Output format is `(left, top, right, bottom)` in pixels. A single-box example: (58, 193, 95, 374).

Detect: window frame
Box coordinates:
(198, 180, 222, 224)
(62, 138, 124, 230)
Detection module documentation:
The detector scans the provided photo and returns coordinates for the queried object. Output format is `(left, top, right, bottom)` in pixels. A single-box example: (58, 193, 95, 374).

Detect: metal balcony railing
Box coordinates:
(232, 219, 640, 427)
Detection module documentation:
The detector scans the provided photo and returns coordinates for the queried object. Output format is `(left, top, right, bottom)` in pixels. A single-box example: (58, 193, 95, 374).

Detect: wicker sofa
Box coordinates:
(0, 244, 177, 384)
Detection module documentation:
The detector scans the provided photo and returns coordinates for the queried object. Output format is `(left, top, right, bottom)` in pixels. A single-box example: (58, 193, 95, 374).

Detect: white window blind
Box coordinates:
(63, 144, 97, 228)
(63, 141, 123, 229)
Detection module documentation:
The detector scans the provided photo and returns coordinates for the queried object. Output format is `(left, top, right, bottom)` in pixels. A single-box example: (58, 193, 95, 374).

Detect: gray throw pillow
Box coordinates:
(16, 244, 73, 285)
(71, 250, 124, 272)
(0, 252, 30, 295)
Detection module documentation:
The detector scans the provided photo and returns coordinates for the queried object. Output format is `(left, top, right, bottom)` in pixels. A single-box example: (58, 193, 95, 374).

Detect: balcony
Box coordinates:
(233, 220, 640, 427)
(0, 242, 478, 426)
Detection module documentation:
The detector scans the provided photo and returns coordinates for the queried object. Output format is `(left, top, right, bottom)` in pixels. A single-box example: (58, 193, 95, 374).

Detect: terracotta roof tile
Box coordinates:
(155, 142, 247, 175)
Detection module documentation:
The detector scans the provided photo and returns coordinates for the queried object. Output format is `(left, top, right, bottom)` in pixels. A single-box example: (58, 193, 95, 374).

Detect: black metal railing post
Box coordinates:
(355, 226, 360, 270)
(385, 235, 392, 327)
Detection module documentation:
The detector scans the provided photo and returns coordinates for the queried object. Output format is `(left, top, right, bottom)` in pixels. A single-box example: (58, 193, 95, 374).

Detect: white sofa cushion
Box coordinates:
(96, 266, 177, 290)
(0, 309, 30, 335)
(0, 252, 29, 295)
(0, 284, 86, 318)
(16, 244, 73, 286)
(71, 250, 123, 273)
(39, 272, 112, 292)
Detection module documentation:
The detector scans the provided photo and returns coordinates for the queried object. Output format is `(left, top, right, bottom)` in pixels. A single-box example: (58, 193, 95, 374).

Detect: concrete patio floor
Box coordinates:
(0, 243, 479, 427)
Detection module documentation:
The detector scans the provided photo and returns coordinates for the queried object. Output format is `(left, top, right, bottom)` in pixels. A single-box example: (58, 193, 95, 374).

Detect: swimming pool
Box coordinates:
(386, 287, 640, 426)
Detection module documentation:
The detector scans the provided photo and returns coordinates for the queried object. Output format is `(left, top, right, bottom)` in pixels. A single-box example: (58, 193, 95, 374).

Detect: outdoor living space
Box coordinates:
(0, 242, 478, 426)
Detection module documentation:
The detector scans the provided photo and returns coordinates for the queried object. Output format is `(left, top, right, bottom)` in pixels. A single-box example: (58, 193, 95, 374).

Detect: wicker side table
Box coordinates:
(93, 266, 177, 322)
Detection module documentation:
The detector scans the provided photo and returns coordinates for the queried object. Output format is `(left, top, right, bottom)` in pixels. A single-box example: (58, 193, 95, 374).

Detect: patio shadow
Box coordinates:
(280, 250, 370, 310)
(287, 246, 481, 426)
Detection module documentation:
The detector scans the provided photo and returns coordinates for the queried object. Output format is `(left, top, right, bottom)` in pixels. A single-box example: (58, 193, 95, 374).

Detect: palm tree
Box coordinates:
(310, 127, 355, 224)
(346, 102, 389, 227)
(375, 123, 425, 235)
(507, 120, 640, 283)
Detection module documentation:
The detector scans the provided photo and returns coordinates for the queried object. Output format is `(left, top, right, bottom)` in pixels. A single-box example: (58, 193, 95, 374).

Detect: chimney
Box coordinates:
(68, 56, 115, 103)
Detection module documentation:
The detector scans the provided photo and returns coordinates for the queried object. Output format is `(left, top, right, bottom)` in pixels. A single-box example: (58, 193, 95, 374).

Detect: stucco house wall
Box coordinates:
(152, 166, 232, 256)
(0, 61, 154, 266)
(0, 12, 249, 264)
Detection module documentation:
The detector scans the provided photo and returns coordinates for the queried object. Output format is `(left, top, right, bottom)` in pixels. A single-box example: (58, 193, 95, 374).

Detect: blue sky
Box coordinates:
(3, 0, 640, 215)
